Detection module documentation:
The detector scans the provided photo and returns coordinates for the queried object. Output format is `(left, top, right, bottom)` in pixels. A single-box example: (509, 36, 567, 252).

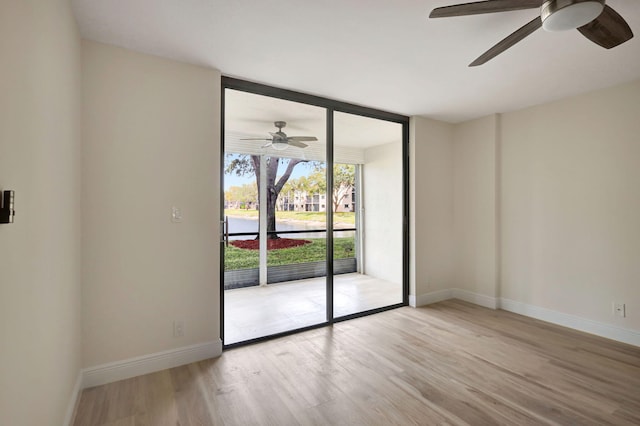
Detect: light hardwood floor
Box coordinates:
(73, 300, 640, 425)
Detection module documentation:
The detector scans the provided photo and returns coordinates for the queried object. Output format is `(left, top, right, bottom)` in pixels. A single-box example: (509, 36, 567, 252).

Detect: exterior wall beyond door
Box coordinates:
(363, 142, 403, 284)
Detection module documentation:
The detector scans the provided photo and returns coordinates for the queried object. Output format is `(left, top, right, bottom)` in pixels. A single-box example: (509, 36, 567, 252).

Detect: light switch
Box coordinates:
(171, 206, 183, 223)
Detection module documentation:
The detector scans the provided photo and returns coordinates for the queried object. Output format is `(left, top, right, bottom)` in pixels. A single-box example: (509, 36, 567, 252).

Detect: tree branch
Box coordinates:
(275, 159, 306, 194)
(250, 155, 260, 194)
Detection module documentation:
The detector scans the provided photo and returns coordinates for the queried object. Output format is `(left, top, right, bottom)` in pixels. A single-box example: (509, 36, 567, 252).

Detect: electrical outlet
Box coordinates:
(612, 303, 626, 318)
(173, 320, 184, 337)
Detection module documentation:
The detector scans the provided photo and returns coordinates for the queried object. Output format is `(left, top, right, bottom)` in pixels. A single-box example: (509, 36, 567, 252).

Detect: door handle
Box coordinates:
(221, 216, 229, 246)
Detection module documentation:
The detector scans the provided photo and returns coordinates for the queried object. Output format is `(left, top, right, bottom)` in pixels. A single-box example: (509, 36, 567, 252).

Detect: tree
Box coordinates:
(285, 164, 354, 212)
(226, 183, 257, 209)
(332, 164, 355, 212)
(225, 154, 308, 239)
(304, 169, 327, 195)
(307, 163, 354, 212)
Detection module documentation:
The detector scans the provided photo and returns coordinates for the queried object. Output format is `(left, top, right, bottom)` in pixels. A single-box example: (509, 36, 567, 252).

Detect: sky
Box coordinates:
(223, 154, 318, 190)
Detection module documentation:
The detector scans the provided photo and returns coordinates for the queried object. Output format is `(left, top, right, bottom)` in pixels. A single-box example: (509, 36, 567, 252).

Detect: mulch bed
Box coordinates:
(230, 238, 311, 251)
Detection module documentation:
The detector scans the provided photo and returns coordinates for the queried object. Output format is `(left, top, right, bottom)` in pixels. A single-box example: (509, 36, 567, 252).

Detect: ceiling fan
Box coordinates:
(240, 121, 318, 151)
(429, 0, 634, 66)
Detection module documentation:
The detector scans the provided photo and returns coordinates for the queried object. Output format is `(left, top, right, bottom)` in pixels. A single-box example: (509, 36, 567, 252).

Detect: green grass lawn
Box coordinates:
(224, 209, 355, 225)
(224, 237, 355, 270)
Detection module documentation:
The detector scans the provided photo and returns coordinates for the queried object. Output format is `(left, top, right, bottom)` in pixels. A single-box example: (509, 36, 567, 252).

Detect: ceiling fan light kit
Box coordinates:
(271, 140, 289, 151)
(541, 0, 604, 32)
(429, 0, 634, 66)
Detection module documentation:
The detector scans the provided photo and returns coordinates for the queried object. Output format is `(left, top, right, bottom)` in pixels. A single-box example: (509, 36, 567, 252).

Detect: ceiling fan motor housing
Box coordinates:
(273, 131, 287, 140)
(541, 0, 605, 32)
(272, 121, 289, 150)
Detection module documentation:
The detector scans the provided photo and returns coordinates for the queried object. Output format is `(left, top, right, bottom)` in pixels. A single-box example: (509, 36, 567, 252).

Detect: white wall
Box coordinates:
(500, 80, 640, 332)
(427, 79, 640, 342)
(363, 142, 402, 285)
(0, 1, 82, 425)
(452, 115, 498, 300)
(82, 41, 221, 367)
(409, 117, 454, 305)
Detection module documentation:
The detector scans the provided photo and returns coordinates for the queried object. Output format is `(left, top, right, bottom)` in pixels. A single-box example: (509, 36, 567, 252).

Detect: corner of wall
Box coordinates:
(450, 114, 500, 301)
(409, 116, 454, 300)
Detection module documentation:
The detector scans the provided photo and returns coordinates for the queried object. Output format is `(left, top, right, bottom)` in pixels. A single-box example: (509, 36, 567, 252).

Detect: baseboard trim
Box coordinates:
(411, 288, 497, 308)
(411, 289, 639, 347)
(410, 289, 452, 307)
(500, 298, 640, 347)
(452, 288, 499, 309)
(82, 339, 222, 389)
(63, 370, 83, 426)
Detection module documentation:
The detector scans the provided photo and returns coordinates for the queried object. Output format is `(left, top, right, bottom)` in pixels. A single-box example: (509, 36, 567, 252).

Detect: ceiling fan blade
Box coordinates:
(287, 140, 308, 148)
(429, 0, 541, 18)
(578, 5, 633, 49)
(287, 136, 318, 142)
(261, 142, 273, 148)
(469, 16, 542, 66)
(240, 138, 271, 141)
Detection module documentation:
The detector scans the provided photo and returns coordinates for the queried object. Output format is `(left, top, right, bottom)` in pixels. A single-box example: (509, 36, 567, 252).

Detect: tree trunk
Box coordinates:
(266, 186, 278, 239)
(252, 156, 306, 240)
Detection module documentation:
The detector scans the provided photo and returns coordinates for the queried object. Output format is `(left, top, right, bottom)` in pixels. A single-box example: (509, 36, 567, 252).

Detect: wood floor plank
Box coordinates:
(73, 300, 640, 425)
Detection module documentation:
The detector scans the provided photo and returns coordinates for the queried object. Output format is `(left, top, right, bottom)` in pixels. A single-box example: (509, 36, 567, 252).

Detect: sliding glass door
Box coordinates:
(332, 112, 404, 318)
(221, 78, 408, 347)
(223, 89, 327, 345)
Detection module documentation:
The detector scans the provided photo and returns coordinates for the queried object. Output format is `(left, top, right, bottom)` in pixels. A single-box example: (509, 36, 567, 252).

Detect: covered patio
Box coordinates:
(224, 273, 402, 345)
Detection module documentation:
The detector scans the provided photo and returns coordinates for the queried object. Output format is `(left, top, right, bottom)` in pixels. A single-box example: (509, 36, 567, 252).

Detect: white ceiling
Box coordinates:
(72, 0, 640, 123)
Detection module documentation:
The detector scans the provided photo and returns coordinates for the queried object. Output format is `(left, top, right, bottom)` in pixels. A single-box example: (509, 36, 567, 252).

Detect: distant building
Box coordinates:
(278, 189, 355, 213)
(278, 191, 326, 212)
(226, 189, 355, 213)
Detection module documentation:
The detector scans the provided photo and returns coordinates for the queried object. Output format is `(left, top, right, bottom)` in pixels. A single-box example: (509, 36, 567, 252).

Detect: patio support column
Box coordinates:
(326, 109, 334, 322)
(356, 164, 364, 274)
(259, 154, 268, 285)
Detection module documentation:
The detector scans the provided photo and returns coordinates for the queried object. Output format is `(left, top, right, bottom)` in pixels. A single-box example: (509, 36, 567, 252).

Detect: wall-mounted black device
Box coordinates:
(0, 190, 15, 224)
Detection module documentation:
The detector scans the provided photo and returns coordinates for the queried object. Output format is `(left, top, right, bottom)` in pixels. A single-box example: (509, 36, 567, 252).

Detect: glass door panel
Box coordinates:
(333, 112, 404, 317)
(223, 89, 327, 345)
(267, 148, 327, 329)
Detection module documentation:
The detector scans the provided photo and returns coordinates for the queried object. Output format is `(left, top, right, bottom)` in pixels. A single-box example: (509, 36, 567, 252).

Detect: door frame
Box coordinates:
(220, 77, 410, 348)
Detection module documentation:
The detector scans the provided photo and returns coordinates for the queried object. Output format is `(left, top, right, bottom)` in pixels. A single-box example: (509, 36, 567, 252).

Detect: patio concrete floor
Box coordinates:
(224, 272, 402, 345)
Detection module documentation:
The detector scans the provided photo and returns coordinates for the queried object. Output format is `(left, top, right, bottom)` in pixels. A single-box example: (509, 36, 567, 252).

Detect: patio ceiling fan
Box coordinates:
(240, 121, 317, 151)
(429, 0, 634, 66)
